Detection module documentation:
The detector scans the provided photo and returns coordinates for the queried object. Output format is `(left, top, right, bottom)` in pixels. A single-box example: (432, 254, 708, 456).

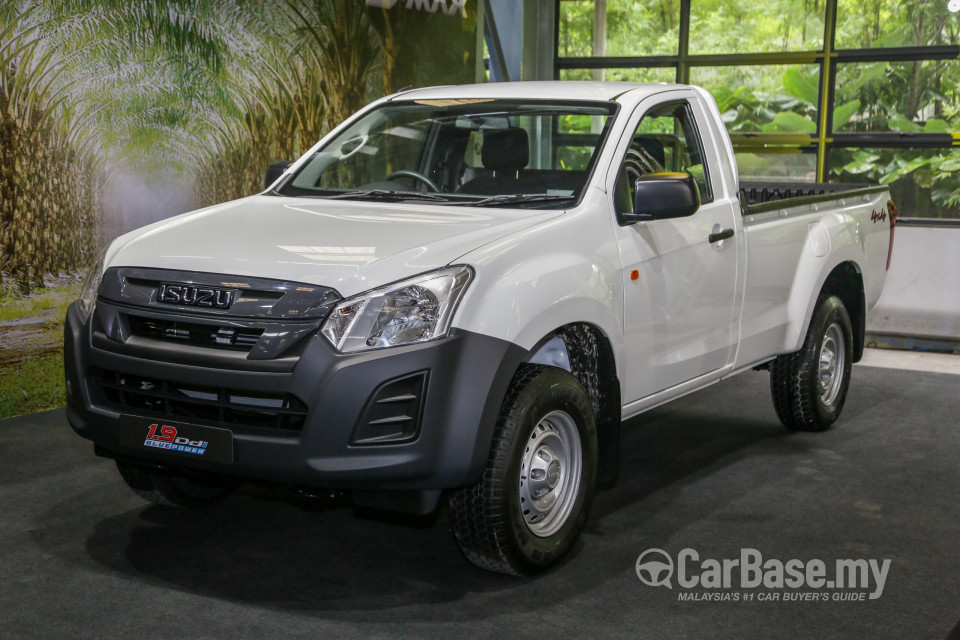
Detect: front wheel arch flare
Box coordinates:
(525, 323, 621, 486)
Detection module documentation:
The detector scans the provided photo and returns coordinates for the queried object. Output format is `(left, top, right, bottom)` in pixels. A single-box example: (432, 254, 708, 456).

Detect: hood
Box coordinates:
(106, 195, 562, 297)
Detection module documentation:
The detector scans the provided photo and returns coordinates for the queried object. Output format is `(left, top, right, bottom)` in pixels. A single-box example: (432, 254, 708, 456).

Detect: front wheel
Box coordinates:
(769, 295, 854, 431)
(448, 365, 597, 576)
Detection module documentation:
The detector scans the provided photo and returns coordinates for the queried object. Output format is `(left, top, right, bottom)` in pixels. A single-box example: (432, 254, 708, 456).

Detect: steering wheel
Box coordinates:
(384, 170, 440, 193)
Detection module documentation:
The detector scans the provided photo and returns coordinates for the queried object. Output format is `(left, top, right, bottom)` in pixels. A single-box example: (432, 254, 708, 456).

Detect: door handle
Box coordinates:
(708, 228, 734, 244)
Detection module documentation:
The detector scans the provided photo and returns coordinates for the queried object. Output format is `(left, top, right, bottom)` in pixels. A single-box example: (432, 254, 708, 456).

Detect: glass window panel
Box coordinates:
(836, 0, 960, 49)
(558, 0, 594, 57)
(558, 0, 679, 58)
(559, 67, 676, 83)
(689, 0, 825, 54)
(605, 67, 676, 83)
(689, 65, 820, 133)
(283, 101, 615, 197)
(736, 149, 818, 181)
(834, 61, 960, 133)
(559, 68, 593, 81)
(830, 147, 960, 219)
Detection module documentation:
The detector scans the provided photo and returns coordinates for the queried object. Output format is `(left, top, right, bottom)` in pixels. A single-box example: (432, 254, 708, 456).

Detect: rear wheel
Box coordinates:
(448, 365, 597, 576)
(770, 295, 854, 431)
(116, 462, 238, 507)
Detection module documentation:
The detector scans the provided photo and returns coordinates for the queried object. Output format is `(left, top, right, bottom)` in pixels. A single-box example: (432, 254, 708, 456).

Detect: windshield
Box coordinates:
(275, 99, 617, 207)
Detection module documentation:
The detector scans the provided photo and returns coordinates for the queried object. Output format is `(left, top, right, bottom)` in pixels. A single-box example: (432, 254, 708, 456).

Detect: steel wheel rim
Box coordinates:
(818, 323, 845, 407)
(518, 410, 583, 538)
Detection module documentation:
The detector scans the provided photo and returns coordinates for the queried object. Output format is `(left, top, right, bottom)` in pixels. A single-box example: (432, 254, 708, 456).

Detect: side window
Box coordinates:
(614, 101, 713, 214)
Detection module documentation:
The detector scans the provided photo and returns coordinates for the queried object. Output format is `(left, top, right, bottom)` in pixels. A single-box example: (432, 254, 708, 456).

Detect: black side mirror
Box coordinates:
(264, 161, 291, 190)
(619, 172, 700, 225)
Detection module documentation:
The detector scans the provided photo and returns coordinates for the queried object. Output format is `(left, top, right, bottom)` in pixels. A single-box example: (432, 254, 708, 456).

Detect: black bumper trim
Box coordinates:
(65, 301, 527, 491)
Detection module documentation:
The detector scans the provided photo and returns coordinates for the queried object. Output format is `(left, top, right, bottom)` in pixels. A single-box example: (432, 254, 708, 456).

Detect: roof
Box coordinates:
(390, 81, 686, 103)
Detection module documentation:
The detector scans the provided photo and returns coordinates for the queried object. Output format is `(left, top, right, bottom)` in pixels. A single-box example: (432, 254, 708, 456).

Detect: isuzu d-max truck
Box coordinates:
(65, 82, 895, 576)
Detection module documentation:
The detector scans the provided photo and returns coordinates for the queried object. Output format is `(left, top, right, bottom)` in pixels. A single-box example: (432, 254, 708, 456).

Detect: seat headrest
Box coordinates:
(482, 128, 529, 173)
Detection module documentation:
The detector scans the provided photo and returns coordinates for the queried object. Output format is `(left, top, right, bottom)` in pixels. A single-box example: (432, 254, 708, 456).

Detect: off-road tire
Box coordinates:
(116, 462, 238, 507)
(770, 295, 854, 431)
(448, 364, 597, 576)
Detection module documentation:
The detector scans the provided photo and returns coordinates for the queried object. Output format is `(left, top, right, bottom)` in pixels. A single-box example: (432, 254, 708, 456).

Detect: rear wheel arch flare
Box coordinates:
(818, 261, 865, 362)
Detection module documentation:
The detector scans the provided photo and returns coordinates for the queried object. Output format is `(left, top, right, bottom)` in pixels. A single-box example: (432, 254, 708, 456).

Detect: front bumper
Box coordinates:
(64, 301, 525, 491)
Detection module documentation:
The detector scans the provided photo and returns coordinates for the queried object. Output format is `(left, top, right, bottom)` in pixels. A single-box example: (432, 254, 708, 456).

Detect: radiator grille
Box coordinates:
(128, 316, 264, 351)
(92, 369, 307, 432)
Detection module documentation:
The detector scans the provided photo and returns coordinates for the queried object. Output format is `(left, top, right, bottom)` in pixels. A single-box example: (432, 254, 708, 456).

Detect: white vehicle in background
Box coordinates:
(66, 82, 895, 576)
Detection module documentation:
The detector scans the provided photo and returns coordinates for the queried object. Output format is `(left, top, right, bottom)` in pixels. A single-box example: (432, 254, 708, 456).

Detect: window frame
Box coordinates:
(610, 96, 717, 216)
(553, 0, 960, 223)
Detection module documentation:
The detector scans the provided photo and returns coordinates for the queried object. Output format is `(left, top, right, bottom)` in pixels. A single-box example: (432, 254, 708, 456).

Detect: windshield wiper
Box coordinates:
(325, 189, 453, 203)
(461, 193, 577, 207)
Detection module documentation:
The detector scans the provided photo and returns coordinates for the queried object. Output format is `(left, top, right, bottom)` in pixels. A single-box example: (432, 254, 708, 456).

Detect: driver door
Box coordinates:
(611, 94, 740, 404)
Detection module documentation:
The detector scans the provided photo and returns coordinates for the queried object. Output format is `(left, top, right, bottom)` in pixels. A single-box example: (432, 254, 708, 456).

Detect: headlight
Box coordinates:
(77, 251, 106, 320)
(321, 265, 473, 353)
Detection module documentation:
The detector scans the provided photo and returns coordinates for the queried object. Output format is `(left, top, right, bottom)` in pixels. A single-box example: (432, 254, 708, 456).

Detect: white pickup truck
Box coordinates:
(65, 82, 895, 576)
